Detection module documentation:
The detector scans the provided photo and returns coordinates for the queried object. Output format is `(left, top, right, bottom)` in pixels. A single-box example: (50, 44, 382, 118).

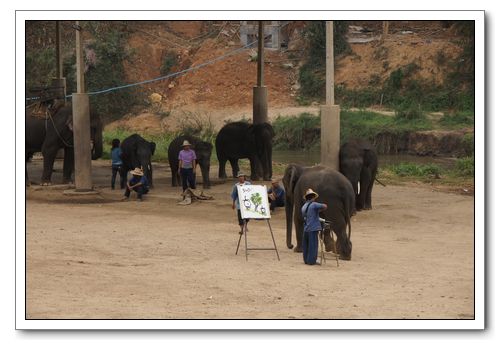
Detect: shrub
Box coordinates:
(462, 133, 474, 156)
(390, 163, 442, 177)
(395, 104, 426, 121)
(160, 51, 178, 75)
(454, 156, 474, 177)
(272, 113, 320, 150)
(439, 112, 474, 127)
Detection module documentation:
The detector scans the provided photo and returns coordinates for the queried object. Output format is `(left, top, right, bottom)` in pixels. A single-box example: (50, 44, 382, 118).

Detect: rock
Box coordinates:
(149, 93, 162, 103)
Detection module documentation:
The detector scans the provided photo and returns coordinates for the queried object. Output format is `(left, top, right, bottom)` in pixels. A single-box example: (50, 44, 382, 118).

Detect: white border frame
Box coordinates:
(16, 10, 485, 330)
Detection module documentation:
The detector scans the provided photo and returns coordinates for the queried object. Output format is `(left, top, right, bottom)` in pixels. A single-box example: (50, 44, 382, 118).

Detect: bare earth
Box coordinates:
(25, 159, 474, 320)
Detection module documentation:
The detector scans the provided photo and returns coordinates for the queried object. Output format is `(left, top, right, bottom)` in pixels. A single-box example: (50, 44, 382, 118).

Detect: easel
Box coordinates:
(235, 219, 280, 261)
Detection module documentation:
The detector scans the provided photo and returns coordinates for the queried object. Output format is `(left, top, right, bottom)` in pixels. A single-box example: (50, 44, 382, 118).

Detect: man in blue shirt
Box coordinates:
(122, 168, 149, 201)
(301, 188, 327, 265)
(111, 138, 126, 190)
(268, 178, 285, 212)
(231, 171, 252, 234)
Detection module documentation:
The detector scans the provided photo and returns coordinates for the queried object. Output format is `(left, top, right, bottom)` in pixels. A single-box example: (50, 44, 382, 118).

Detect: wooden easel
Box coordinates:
(318, 221, 340, 266)
(235, 219, 280, 261)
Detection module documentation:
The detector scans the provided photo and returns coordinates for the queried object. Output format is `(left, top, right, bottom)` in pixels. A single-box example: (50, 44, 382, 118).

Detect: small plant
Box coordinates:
(395, 104, 426, 121)
(160, 51, 178, 75)
(439, 111, 474, 127)
(454, 157, 474, 177)
(390, 162, 442, 177)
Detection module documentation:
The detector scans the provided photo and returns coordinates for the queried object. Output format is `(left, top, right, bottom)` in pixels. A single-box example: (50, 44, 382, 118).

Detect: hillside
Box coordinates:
(25, 20, 468, 131)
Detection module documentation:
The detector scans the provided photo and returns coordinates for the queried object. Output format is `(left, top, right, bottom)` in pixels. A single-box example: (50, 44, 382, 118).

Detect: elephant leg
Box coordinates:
(330, 216, 351, 261)
(293, 209, 304, 253)
(359, 168, 371, 210)
(249, 157, 259, 181)
(218, 157, 228, 179)
(323, 226, 336, 252)
(62, 147, 74, 184)
(365, 173, 376, 210)
(41, 145, 58, 185)
(229, 158, 239, 178)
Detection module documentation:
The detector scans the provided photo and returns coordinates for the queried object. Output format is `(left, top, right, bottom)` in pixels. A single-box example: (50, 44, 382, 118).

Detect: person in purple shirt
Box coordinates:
(178, 140, 197, 192)
(301, 188, 327, 265)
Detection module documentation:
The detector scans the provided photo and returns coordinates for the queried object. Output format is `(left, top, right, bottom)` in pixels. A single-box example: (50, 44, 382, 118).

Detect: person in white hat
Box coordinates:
(231, 171, 252, 234)
(301, 188, 327, 265)
(267, 177, 285, 212)
(122, 167, 149, 201)
(178, 140, 197, 192)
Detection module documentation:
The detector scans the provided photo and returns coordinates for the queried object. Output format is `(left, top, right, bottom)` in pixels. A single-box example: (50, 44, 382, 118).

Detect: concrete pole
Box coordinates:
(321, 21, 340, 171)
(72, 21, 93, 191)
(253, 21, 268, 124)
(52, 21, 66, 99)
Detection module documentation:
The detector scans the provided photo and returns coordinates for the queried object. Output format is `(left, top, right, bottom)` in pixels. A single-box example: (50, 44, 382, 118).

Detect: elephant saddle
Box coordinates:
(29, 100, 65, 119)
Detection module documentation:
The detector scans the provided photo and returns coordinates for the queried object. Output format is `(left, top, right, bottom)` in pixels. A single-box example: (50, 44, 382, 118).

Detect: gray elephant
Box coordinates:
(25, 100, 103, 185)
(215, 121, 274, 181)
(167, 135, 213, 189)
(120, 134, 156, 187)
(339, 139, 378, 211)
(282, 164, 355, 260)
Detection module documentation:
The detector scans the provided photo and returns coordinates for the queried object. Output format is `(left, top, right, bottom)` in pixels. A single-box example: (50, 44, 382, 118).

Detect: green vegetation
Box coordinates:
(272, 113, 321, 150)
(298, 21, 350, 99)
(388, 163, 442, 177)
(160, 51, 178, 75)
(453, 156, 474, 177)
(439, 111, 474, 128)
(270, 110, 435, 152)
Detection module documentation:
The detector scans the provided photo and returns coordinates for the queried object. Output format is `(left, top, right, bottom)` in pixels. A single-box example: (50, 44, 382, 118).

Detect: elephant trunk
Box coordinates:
(200, 161, 210, 188)
(285, 194, 294, 249)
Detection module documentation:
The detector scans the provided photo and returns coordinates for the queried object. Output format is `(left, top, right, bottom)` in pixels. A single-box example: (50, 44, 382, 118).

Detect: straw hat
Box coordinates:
(182, 140, 191, 147)
(303, 188, 319, 200)
(271, 177, 280, 184)
(237, 171, 246, 178)
(131, 167, 144, 176)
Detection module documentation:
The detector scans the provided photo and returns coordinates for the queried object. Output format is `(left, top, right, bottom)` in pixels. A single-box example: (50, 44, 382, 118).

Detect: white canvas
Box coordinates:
(237, 185, 271, 219)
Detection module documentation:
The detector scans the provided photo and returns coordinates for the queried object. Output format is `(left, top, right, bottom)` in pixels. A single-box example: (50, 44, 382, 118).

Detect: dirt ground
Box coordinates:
(25, 159, 474, 320)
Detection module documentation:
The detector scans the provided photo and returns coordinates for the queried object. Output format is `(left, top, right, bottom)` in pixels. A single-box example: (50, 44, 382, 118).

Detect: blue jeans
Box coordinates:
(180, 168, 196, 191)
(303, 230, 319, 265)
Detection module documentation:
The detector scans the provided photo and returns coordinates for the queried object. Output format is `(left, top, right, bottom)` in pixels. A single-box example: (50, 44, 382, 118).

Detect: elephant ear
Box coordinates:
(150, 142, 156, 155)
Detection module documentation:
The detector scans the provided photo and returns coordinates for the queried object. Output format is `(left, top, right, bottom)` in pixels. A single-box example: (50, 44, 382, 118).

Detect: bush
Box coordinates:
(454, 156, 474, 177)
(160, 51, 178, 75)
(389, 163, 442, 177)
(439, 111, 474, 127)
(395, 104, 426, 121)
(272, 113, 320, 150)
(462, 133, 474, 156)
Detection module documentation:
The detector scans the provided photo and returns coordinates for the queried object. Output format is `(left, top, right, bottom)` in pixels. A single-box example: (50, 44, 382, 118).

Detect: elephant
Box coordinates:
(282, 164, 356, 260)
(167, 135, 213, 189)
(120, 134, 156, 187)
(215, 121, 275, 181)
(339, 139, 378, 211)
(25, 100, 103, 185)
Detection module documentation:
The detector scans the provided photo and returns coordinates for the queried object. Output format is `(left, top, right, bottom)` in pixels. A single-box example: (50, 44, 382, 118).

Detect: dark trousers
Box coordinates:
(111, 165, 126, 189)
(124, 184, 149, 199)
(180, 168, 196, 191)
(269, 197, 285, 211)
(303, 230, 319, 265)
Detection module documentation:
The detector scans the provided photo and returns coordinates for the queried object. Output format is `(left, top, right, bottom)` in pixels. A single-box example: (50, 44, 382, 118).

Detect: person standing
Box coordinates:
(268, 178, 285, 212)
(231, 171, 251, 234)
(178, 140, 197, 192)
(110, 138, 126, 190)
(122, 168, 149, 201)
(301, 188, 327, 265)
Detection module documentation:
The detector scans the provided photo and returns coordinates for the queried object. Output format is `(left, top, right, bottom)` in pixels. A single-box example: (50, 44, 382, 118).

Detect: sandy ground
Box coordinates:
(25, 159, 474, 320)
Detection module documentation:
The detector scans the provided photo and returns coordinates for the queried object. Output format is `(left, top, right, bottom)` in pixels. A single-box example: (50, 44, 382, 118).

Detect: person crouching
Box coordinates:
(122, 167, 149, 201)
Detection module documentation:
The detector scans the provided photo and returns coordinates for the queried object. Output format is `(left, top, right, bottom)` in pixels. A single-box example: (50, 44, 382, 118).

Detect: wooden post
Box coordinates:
(75, 21, 85, 93)
(253, 21, 268, 125)
(321, 21, 340, 171)
(52, 20, 66, 99)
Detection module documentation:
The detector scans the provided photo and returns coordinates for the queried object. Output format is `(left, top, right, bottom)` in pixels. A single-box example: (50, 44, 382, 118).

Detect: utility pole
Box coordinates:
(72, 21, 93, 191)
(253, 21, 268, 124)
(52, 20, 66, 99)
(320, 21, 340, 171)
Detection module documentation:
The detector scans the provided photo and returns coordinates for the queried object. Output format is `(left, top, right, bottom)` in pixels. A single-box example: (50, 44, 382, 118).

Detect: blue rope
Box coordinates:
(72, 39, 257, 98)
